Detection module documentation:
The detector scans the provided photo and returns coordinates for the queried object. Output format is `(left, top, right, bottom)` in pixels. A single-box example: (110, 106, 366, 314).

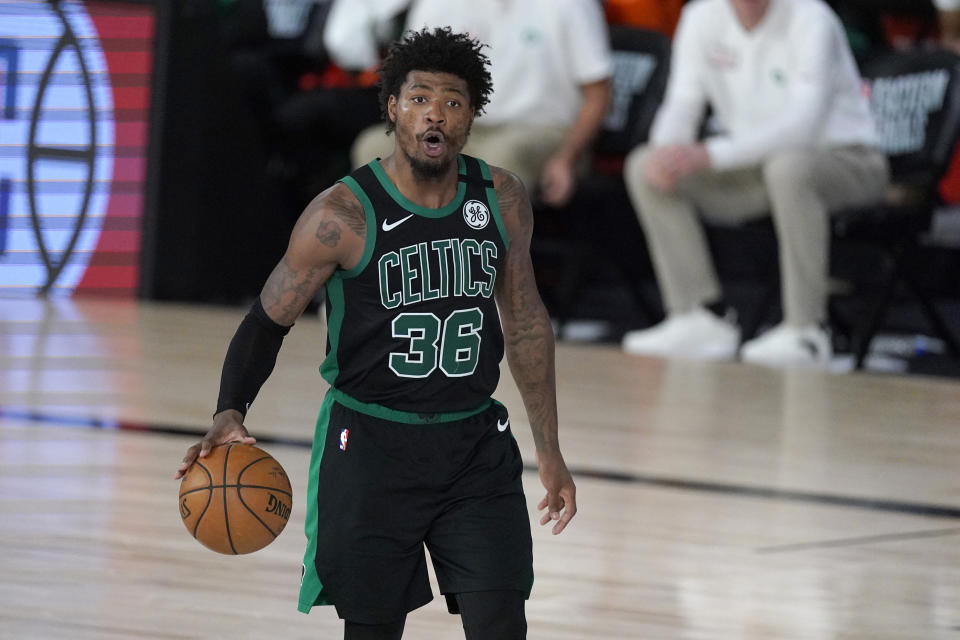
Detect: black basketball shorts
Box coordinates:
(297, 391, 534, 624)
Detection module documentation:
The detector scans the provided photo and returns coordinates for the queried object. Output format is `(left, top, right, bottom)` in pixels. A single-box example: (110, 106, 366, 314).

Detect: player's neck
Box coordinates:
(380, 153, 461, 210)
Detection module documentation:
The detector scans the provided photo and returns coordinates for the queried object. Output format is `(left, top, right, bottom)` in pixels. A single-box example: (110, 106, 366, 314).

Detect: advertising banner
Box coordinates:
(0, 0, 155, 297)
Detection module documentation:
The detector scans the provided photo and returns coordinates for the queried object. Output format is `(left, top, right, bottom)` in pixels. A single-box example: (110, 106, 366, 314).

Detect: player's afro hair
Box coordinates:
(378, 27, 492, 134)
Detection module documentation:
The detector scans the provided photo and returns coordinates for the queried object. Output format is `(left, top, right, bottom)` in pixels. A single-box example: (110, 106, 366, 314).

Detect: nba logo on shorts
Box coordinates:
(339, 428, 349, 451)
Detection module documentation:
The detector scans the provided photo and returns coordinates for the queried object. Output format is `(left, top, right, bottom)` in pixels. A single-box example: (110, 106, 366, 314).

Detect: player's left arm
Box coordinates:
(492, 166, 576, 535)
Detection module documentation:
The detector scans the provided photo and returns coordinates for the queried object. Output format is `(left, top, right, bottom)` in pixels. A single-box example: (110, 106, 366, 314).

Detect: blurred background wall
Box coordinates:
(1, 0, 958, 365)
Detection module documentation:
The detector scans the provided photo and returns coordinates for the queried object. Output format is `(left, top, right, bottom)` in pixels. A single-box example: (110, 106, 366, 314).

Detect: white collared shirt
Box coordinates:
(405, 0, 612, 127)
(652, 0, 878, 170)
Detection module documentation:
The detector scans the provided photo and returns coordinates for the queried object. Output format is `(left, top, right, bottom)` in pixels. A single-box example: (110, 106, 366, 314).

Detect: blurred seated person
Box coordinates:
(621, 0, 889, 368)
(349, 0, 613, 208)
(322, 0, 409, 71)
(604, 0, 686, 36)
(267, 0, 409, 199)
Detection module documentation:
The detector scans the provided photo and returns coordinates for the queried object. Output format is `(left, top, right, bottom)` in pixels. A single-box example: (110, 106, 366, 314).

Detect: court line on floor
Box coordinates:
(4, 406, 960, 521)
(756, 527, 960, 554)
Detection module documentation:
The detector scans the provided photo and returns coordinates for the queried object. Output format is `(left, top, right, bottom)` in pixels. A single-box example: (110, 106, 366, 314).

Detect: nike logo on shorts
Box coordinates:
(497, 418, 509, 432)
(381, 214, 415, 231)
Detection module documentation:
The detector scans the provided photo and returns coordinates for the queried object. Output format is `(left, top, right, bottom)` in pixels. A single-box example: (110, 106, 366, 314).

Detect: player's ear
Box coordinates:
(388, 94, 398, 124)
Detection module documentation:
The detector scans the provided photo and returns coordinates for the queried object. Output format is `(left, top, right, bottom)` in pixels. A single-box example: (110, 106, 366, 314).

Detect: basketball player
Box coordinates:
(175, 27, 576, 640)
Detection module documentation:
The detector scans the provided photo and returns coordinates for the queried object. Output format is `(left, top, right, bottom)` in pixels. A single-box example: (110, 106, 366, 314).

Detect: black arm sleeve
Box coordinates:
(215, 298, 293, 417)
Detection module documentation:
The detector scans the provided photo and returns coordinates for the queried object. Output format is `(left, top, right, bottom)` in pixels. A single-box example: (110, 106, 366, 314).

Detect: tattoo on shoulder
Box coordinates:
(315, 219, 341, 247)
(326, 187, 366, 239)
(493, 168, 525, 213)
(492, 168, 532, 234)
(306, 185, 365, 249)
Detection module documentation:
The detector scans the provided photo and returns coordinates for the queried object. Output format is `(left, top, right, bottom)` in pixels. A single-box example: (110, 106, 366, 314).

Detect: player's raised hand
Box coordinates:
(174, 409, 256, 479)
(535, 449, 577, 535)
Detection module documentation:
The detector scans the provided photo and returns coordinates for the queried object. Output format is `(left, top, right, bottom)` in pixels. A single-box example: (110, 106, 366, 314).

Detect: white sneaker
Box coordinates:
(622, 308, 739, 360)
(740, 323, 831, 368)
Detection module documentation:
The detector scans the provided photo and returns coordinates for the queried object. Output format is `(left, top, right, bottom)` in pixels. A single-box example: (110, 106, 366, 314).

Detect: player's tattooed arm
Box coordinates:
(260, 183, 366, 326)
(492, 168, 558, 451)
(493, 167, 576, 534)
(177, 185, 365, 479)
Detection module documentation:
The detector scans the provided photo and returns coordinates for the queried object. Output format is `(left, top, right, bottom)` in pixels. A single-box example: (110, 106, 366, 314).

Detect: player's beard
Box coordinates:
(398, 123, 471, 181)
(402, 145, 450, 180)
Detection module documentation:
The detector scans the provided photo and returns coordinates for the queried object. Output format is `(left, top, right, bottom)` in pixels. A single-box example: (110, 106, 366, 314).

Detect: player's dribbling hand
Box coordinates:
(174, 409, 256, 479)
(535, 449, 577, 535)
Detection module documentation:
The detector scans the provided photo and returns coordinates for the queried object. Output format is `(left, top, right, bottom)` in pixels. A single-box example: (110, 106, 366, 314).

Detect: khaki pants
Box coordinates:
(623, 145, 890, 326)
(351, 122, 568, 193)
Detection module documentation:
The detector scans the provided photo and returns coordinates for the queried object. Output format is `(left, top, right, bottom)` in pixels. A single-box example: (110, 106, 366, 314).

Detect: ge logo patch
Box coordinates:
(463, 200, 489, 230)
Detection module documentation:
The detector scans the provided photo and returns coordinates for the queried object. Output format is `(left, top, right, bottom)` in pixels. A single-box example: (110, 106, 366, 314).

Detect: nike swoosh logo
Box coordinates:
(381, 214, 414, 232)
(497, 419, 509, 432)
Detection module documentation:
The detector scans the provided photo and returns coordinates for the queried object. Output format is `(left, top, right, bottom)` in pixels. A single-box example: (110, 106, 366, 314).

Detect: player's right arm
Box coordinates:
(175, 183, 366, 479)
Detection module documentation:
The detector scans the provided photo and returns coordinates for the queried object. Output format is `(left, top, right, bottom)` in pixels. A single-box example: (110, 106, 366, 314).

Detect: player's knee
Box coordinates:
(456, 590, 527, 640)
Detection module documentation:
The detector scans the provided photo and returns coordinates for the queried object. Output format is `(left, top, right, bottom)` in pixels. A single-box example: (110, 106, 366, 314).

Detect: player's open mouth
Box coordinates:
(421, 131, 446, 157)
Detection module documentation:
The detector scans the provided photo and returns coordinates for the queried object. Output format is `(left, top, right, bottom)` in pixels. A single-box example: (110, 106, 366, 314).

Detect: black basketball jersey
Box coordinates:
(320, 155, 509, 415)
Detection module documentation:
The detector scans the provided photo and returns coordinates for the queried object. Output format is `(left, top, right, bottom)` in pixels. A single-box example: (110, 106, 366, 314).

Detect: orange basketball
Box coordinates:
(178, 443, 292, 554)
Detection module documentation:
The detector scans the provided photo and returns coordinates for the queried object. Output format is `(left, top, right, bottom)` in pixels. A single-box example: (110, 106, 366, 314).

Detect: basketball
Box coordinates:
(178, 443, 293, 554)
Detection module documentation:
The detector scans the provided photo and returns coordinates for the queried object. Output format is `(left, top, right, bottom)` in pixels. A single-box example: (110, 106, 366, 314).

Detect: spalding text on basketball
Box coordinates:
(265, 493, 291, 520)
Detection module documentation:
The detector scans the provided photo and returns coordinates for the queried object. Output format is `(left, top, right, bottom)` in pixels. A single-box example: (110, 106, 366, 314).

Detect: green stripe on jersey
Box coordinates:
(319, 275, 345, 385)
(369, 157, 467, 218)
(477, 158, 510, 250)
(327, 387, 492, 424)
(338, 176, 378, 278)
(321, 177, 375, 385)
(298, 394, 335, 613)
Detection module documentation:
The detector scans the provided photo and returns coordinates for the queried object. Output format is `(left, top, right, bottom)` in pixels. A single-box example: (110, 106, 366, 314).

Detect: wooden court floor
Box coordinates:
(1, 296, 959, 639)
